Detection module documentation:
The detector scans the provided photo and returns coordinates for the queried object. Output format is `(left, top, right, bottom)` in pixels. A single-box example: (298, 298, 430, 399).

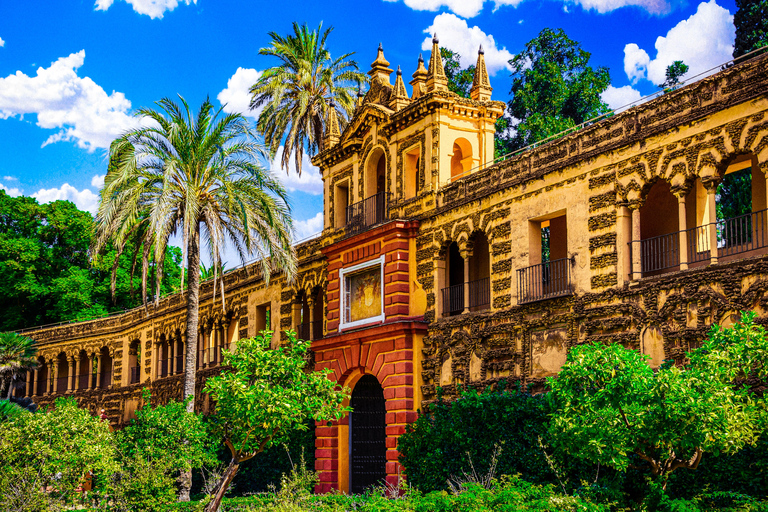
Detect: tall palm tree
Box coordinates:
(94, 95, 296, 409)
(0, 332, 37, 399)
(249, 22, 366, 175)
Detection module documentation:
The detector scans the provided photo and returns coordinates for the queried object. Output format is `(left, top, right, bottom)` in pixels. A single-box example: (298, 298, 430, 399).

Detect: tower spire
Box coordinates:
(324, 98, 341, 148)
(426, 34, 448, 92)
(368, 42, 393, 85)
(390, 66, 410, 111)
(410, 53, 428, 99)
(470, 45, 492, 101)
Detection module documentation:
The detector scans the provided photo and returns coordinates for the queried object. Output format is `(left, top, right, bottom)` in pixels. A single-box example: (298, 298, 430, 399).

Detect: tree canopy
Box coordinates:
(504, 28, 611, 152)
(548, 312, 768, 489)
(733, 0, 768, 58)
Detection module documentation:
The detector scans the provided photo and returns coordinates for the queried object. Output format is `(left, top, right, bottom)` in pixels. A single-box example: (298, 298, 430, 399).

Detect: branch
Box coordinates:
(668, 447, 703, 472)
(634, 450, 661, 475)
(617, 404, 632, 429)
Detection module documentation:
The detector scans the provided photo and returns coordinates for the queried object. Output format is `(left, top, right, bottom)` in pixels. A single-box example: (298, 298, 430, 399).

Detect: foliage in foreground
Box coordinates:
(549, 312, 768, 488)
(202, 330, 351, 512)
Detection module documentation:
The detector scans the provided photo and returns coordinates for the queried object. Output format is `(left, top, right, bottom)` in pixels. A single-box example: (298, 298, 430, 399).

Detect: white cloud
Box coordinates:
(271, 146, 323, 196)
(0, 50, 139, 151)
(565, 0, 680, 15)
(623, 0, 734, 85)
(0, 37, 5, 47)
(385, 0, 485, 18)
(32, 183, 100, 215)
(217, 67, 262, 120)
(422, 14, 513, 75)
(3, 175, 17, 181)
(91, 174, 106, 189)
(94, 0, 196, 19)
(293, 212, 324, 241)
(0, 182, 22, 197)
(601, 85, 644, 111)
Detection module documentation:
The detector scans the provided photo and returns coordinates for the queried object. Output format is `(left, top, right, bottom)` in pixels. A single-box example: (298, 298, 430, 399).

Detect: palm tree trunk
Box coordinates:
(179, 221, 201, 502)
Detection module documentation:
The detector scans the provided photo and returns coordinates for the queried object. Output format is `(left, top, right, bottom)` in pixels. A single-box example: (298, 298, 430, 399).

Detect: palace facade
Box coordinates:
(14, 39, 768, 494)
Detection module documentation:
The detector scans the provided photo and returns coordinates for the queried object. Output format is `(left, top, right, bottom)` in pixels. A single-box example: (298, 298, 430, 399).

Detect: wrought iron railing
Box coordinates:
(78, 373, 88, 390)
(158, 360, 168, 378)
(174, 355, 184, 374)
(311, 320, 323, 340)
(346, 192, 389, 237)
(469, 277, 491, 311)
(56, 376, 68, 393)
(517, 258, 572, 304)
(100, 371, 113, 389)
(441, 283, 465, 316)
(297, 322, 311, 341)
(629, 209, 768, 278)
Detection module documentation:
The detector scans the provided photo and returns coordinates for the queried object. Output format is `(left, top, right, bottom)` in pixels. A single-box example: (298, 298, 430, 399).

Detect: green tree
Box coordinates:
(0, 397, 118, 511)
(202, 330, 350, 512)
(733, 0, 768, 58)
(96, 96, 296, 500)
(249, 22, 366, 174)
(505, 28, 611, 152)
(548, 312, 768, 490)
(658, 60, 689, 92)
(441, 48, 475, 98)
(0, 332, 37, 398)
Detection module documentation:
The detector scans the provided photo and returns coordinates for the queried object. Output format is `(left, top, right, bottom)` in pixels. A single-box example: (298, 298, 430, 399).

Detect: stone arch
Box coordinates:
(450, 137, 473, 179)
(364, 145, 389, 199)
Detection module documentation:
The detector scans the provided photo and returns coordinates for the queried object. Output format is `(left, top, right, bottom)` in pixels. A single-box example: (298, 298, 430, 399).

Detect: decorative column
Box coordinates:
(677, 193, 689, 270)
(307, 296, 316, 341)
(87, 355, 95, 390)
(25, 370, 32, 397)
(706, 183, 719, 265)
(617, 205, 632, 283)
(95, 354, 102, 389)
(168, 338, 175, 375)
(462, 251, 470, 314)
(67, 355, 75, 393)
(435, 258, 446, 317)
(31, 368, 38, 397)
(631, 206, 642, 280)
(46, 360, 54, 395)
(74, 355, 82, 392)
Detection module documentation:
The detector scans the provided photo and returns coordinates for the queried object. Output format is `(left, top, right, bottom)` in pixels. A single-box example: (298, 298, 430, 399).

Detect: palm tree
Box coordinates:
(94, 95, 296, 403)
(0, 332, 37, 399)
(249, 22, 366, 175)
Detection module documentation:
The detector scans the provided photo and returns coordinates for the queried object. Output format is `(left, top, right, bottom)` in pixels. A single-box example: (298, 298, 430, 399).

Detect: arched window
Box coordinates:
(442, 242, 465, 316)
(450, 138, 473, 180)
(56, 352, 69, 394)
(468, 233, 491, 312)
(638, 179, 680, 276)
(99, 347, 113, 389)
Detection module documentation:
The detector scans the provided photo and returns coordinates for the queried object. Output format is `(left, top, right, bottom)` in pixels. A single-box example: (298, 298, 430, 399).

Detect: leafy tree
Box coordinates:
(0, 399, 30, 424)
(733, 0, 768, 58)
(0, 397, 118, 511)
(548, 312, 768, 490)
(249, 22, 366, 174)
(505, 28, 611, 152)
(96, 96, 296, 500)
(116, 390, 215, 510)
(441, 48, 475, 98)
(658, 61, 689, 92)
(202, 330, 350, 512)
(0, 332, 37, 398)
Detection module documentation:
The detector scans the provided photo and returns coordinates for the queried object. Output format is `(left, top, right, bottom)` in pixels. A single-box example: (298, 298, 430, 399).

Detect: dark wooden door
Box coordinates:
(349, 374, 387, 493)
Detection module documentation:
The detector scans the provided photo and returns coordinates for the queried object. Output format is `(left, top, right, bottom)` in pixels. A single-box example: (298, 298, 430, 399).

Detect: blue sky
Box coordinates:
(0, 0, 738, 257)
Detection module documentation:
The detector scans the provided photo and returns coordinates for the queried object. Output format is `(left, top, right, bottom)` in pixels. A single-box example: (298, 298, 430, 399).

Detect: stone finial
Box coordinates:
(356, 81, 365, 109)
(368, 42, 393, 85)
(426, 34, 448, 92)
(410, 53, 428, 99)
(390, 65, 410, 111)
(470, 45, 492, 101)
(324, 98, 341, 148)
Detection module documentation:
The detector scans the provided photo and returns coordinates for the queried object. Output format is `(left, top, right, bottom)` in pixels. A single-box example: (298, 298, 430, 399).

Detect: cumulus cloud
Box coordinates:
(422, 14, 513, 75)
(271, 146, 323, 196)
(601, 85, 644, 111)
(384, 0, 485, 18)
(94, 0, 196, 19)
(0, 182, 22, 197)
(0, 37, 5, 47)
(0, 50, 139, 151)
(32, 183, 100, 215)
(217, 67, 262, 120)
(623, 0, 734, 85)
(293, 212, 324, 241)
(566, 0, 680, 15)
(91, 174, 106, 189)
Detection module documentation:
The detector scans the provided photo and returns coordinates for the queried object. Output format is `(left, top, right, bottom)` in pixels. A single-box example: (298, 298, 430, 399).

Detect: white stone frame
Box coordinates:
(339, 255, 386, 330)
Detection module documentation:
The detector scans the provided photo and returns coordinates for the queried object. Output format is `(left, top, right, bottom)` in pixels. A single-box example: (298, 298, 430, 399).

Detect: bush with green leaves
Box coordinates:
(0, 397, 118, 512)
(548, 312, 768, 491)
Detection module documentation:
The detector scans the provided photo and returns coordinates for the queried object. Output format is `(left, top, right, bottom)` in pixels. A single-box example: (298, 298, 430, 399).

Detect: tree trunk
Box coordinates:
(204, 459, 240, 512)
(178, 222, 201, 503)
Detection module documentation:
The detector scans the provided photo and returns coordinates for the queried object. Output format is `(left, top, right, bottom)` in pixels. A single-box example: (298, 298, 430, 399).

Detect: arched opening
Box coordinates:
(468, 233, 491, 312)
(77, 350, 89, 390)
(349, 374, 387, 494)
(442, 242, 465, 316)
(129, 340, 141, 384)
(450, 138, 473, 180)
(173, 334, 184, 374)
(347, 148, 387, 232)
(639, 179, 680, 276)
(404, 146, 421, 199)
(56, 352, 69, 394)
(99, 347, 113, 389)
(715, 156, 766, 259)
(36, 357, 48, 395)
(296, 290, 310, 341)
(365, 149, 387, 198)
(157, 335, 169, 378)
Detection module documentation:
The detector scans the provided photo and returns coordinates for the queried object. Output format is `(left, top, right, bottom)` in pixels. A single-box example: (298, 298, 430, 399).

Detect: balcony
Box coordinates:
(629, 209, 768, 278)
(345, 192, 390, 237)
(517, 258, 573, 304)
(441, 277, 491, 316)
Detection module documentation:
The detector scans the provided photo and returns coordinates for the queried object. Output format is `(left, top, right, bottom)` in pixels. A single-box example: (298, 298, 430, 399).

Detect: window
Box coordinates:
(334, 181, 349, 228)
(340, 255, 385, 329)
(518, 212, 571, 303)
(404, 145, 421, 199)
(255, 302, 271, 332)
